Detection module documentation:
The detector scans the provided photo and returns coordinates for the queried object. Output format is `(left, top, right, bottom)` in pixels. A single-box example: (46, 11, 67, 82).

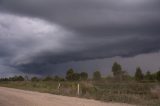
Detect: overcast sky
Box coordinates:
(0, 0, 160, 77)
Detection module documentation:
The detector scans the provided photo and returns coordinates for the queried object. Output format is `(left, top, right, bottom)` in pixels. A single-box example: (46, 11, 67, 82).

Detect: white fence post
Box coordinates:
(58, 83, 61, 89)
(57, 83, 61, 94)
(77, 83, 80, 96)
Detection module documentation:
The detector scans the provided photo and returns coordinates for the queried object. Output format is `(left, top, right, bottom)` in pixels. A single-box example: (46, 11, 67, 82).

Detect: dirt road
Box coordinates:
(0, 87, 134, 106)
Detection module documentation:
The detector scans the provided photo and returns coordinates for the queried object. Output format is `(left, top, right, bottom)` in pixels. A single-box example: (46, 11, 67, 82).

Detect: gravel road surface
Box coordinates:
(0, 87, 135, 106)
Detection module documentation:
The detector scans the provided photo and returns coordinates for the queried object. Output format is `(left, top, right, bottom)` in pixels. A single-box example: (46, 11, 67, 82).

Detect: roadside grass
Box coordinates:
(90, 81, 160, 106)
(0, 81, 160, 106)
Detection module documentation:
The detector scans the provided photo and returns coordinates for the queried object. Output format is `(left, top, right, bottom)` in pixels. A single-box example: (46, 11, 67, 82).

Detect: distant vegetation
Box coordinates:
(0, 75, 25, 81)
(0, 62, 160, 106)
(0, 62, 160, 82)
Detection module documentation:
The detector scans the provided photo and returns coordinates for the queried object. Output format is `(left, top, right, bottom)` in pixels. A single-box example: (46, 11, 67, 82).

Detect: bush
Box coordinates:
(135, 67, 144, 81)
(43, 76, 53, 81)
(31, 77, 39, 82)
(93, 71, 101, 81)
(156, 71, 160, 81)
(66, 69, 74, 81)
(9, 76, 24, 81)
(80, 72, 88, 80)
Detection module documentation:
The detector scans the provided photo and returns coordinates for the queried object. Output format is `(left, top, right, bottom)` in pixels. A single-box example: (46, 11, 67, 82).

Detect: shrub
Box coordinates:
(93, 71, 101, 81)
(135, 67, 144, 81)
(43, 76, 53, 81)
(156, 71, 160, 81)
(31, 77, 39, 82)
(80, 72, 88, 80)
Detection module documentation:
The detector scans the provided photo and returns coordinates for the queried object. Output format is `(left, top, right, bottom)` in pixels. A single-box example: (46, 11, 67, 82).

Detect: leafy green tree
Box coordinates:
(80, 72, 88, 80)
(73, 73, 80, 81)
(112, 62, 122, 77)
(111, 62, 127, 81)
(93, 71, 101, 81)
(135, 67, 144, 81)
(66, 68, 75, 81)
(145, 71, 153, 81)
(156, 71, 160, 81)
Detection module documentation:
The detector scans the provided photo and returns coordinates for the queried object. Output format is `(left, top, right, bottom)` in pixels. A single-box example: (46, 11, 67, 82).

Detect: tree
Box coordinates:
(24, 75, 29, 81)
(66, 68, 75, 81)
(156, 71, 160, 81)
(152, 73, 157, 81)
(52, 76, 65, 81)
(54, 76, 61, 81)
(31, 77, 39, 82)
(43, 76, 53, 81)
(9, 76, 24, 81)
(135, 67, 144, 81)
(112, 62, 126, 81)
(145, 71, 153, 81)
(121, 71, 132, 81)
(17, 76, 25, 81)
(93, 71, 101, 81)
(112, 62, 122, 77)
(80, 72, 88, 80)
(0, 78, 9, 81)
(72, 73, 80, 81)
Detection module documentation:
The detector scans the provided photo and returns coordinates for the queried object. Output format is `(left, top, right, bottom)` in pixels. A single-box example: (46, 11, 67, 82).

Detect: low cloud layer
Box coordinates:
(0, 0, 160, 75)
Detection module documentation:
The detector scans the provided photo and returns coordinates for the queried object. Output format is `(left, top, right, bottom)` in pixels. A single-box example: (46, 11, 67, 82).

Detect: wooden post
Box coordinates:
(58, 83, 61, 94)
(58, 83, 61, 89)
(77, 83, 80, 96)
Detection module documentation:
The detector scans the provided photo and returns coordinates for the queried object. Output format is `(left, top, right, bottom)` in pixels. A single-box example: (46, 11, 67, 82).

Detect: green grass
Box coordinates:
(90, 81, 160, 106)
(0, 81, 160, 106)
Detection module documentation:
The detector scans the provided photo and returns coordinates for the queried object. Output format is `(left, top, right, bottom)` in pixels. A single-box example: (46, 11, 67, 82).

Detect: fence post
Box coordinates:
(58, 83, 61, 89)
(58, 83, 61, 93)
(77, 83, 80, 96)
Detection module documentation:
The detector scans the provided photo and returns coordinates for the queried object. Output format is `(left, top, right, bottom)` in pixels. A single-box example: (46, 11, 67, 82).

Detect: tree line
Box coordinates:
(0, 62, 160, 82)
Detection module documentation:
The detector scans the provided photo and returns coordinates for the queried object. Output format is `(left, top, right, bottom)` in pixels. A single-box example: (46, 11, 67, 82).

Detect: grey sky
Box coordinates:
(0, 0, 160, 76)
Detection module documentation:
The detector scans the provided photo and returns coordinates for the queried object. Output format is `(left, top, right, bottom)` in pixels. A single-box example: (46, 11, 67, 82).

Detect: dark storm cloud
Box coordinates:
(0, 0, 160, 75)
(1, 0, 160, 29)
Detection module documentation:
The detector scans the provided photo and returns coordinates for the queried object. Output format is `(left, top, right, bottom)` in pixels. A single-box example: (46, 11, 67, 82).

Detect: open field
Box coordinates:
(0, 87, 134, 106)
(0, 81, 160, 106)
